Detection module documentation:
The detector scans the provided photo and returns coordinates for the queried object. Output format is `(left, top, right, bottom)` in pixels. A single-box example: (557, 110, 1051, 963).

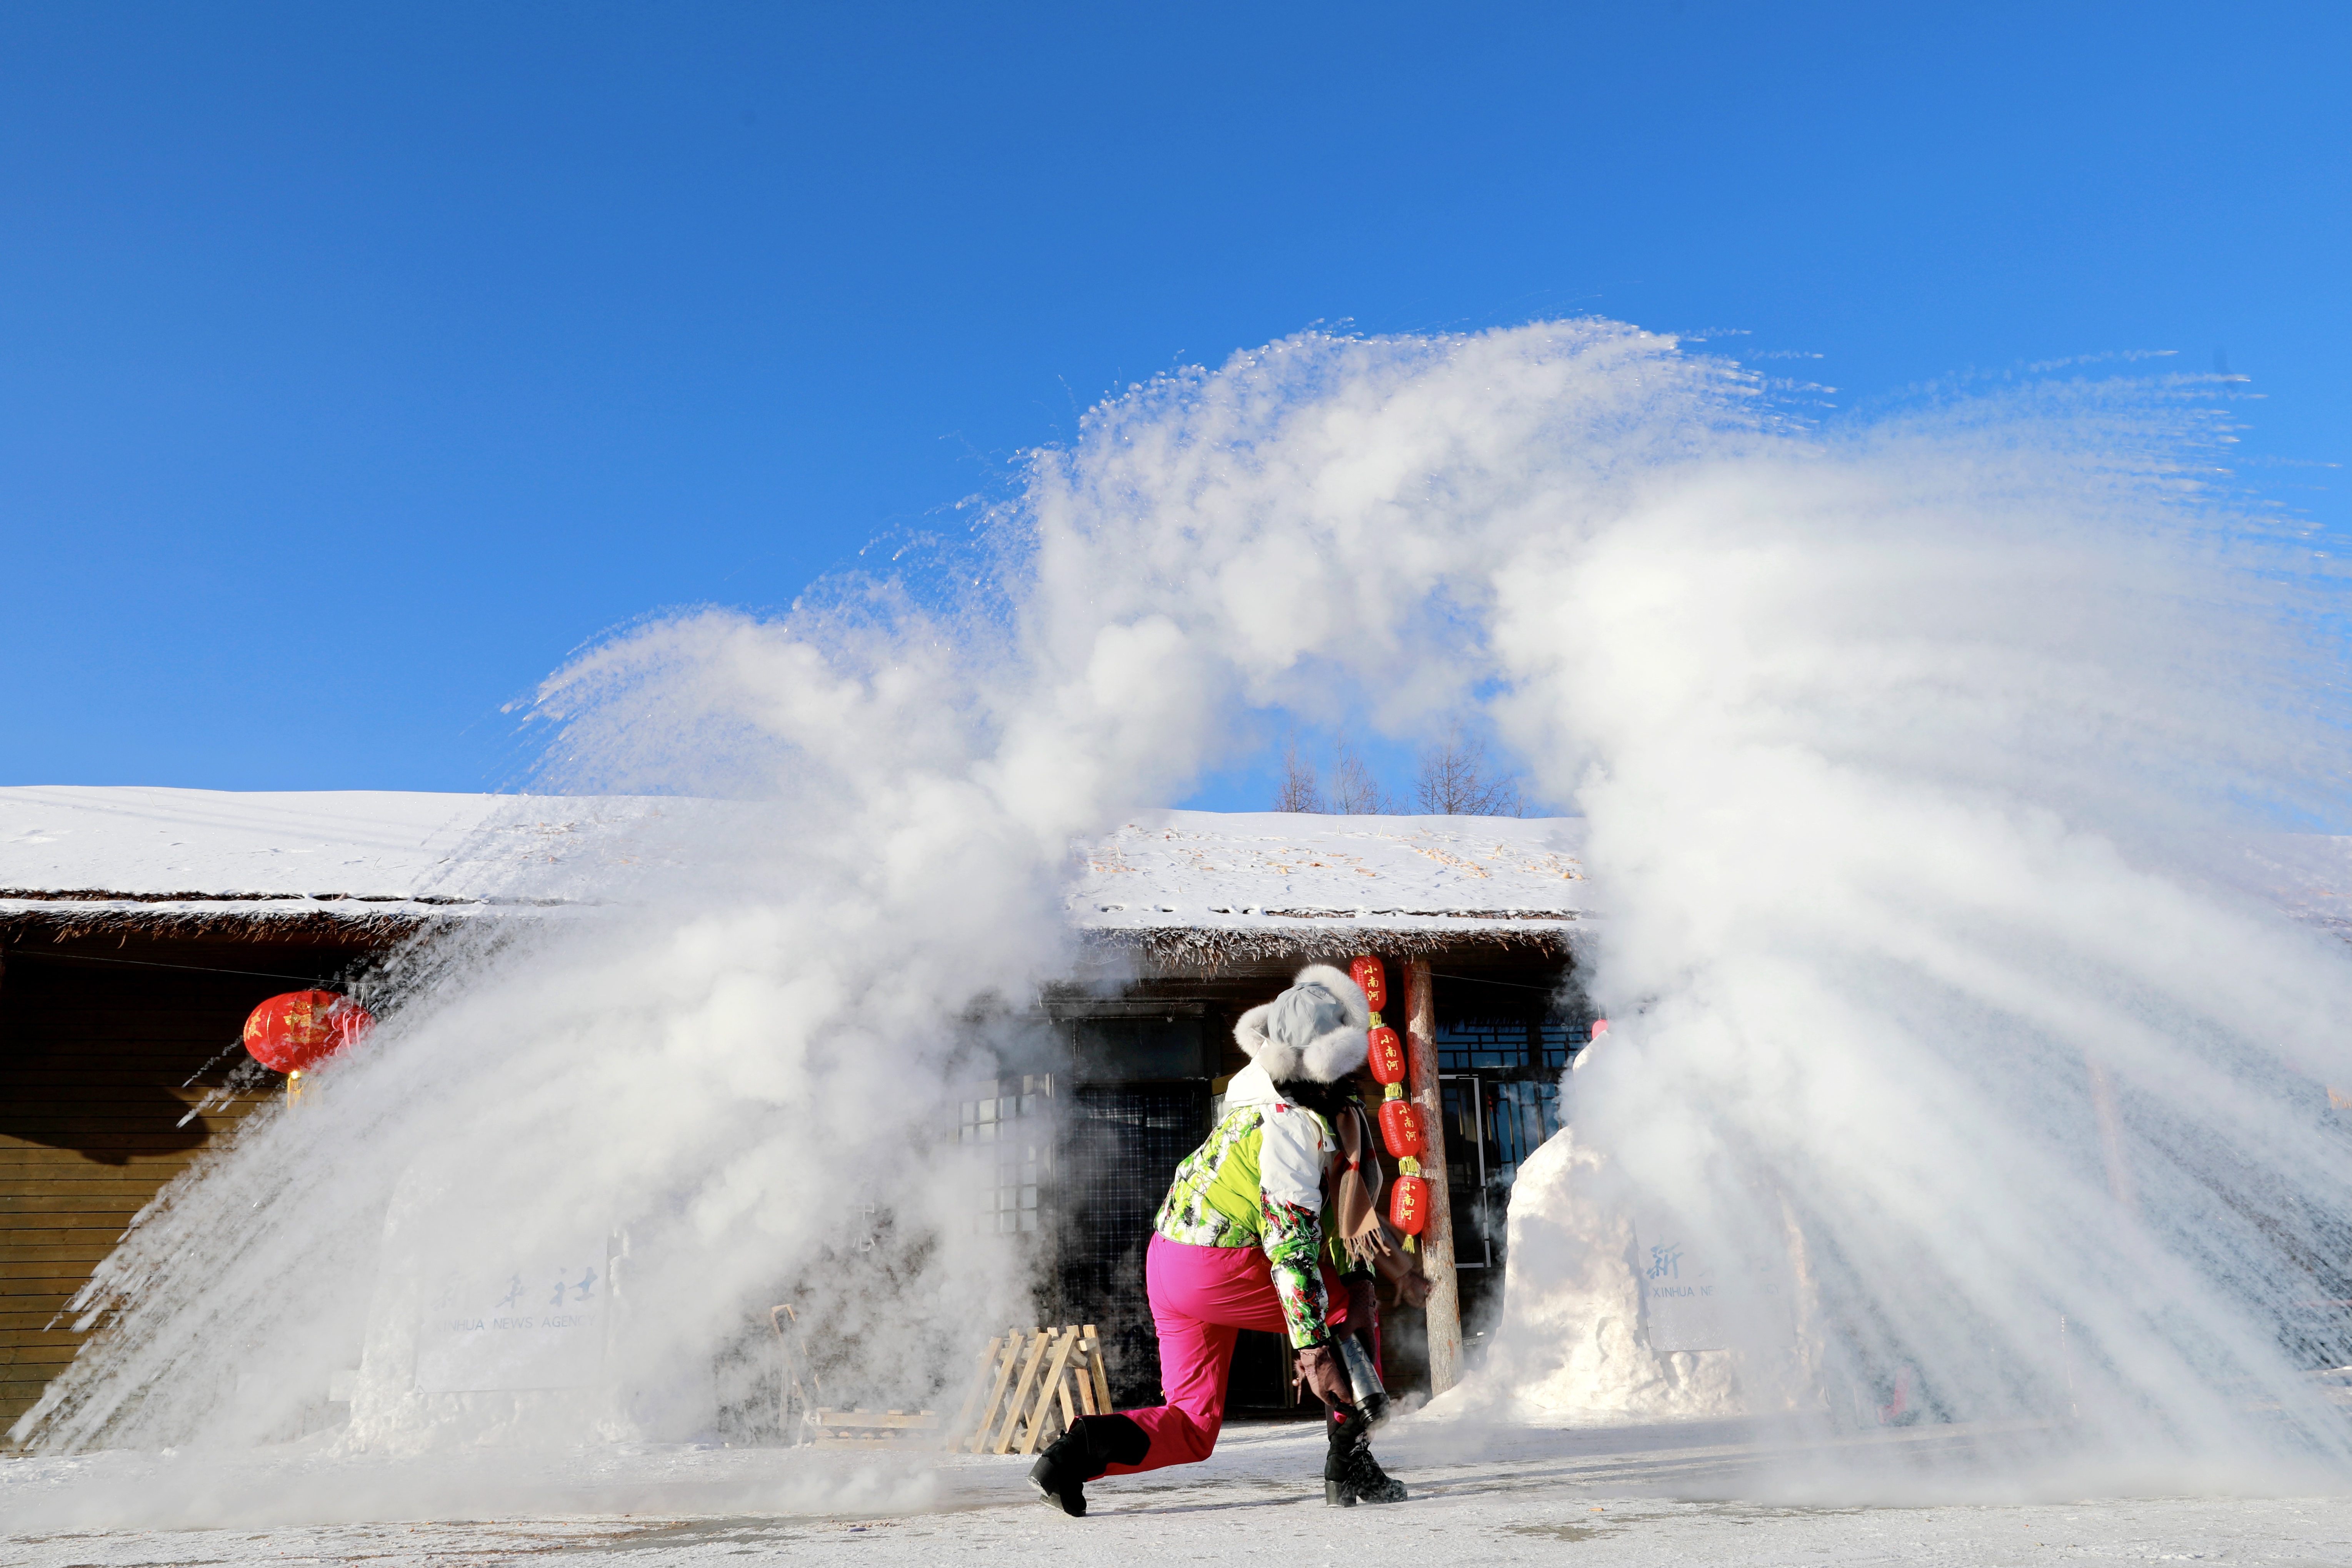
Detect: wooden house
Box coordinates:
(1030, 811, 1595, 1408)
(2, 787, 1596, 1437)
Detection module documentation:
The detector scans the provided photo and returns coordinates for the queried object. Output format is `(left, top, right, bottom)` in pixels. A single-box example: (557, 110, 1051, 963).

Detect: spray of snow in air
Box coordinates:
(15, 320, 2350, 1508)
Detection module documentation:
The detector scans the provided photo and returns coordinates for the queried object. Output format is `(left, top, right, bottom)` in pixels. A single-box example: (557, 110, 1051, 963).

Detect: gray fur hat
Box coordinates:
(1234, 964, 1371, 1085)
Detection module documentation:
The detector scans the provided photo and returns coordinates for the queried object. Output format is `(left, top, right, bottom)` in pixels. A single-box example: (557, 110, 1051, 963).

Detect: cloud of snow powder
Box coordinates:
(15, 320, 2349, 1513)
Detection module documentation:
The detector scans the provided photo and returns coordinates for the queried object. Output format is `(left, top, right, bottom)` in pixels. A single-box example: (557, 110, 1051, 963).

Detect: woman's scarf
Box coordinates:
(1330, 1099, 1407, 1277)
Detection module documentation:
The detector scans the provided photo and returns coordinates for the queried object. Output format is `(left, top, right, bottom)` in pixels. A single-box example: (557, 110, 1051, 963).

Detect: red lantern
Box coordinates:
(1590, 1018, 1609, 1041)
(242, 991, 372, 1074)
(1366, 1025, 1405, 1086)
(1349, 954, 1386, 1015)
(1378, 1097, 1425, 1159)
(1388, 1175, 1427, 1236)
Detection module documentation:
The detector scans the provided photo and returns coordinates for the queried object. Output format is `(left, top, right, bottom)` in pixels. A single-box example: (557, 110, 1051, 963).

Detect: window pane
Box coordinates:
(1440, 1078, 1490, 1268)
(1435, 1017, 1532, 1071)
(959, 1076, 1055, 1233)
(1488, 1080, 1562, 1190)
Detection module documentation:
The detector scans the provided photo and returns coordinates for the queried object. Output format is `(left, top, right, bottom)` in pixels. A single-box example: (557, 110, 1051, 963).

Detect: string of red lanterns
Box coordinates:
(1350, 954, 1429, 1247)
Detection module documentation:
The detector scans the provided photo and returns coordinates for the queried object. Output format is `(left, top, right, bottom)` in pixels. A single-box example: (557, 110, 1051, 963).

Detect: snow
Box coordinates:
(1442, 1128, 1746, 1424)
(0, 790, 1595, 933)
(2235, 831, 2352, 936)
(13, 788, 2345, 949)
(9, 790, 2352, 1558)
(0, 786, 684, 922)
(5, 1420, 2349, 1565)
(1, 786, 512, 897)
(1067, 810, 1591, 940)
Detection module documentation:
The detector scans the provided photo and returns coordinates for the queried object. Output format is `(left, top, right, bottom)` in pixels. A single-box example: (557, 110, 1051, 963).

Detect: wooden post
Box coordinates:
(1404, 956, 1462, 1395)
(1083, 1323, 1110, 1415)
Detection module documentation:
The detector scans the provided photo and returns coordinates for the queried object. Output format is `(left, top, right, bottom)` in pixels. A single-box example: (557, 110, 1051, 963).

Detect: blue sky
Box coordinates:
(3, 3, 2344, 804)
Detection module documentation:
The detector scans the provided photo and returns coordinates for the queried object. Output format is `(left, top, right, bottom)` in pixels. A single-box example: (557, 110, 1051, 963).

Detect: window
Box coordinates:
(1433, 1013, 1583, 1268)
(1068, 1016, 1208, 1081)
(1057, 1083, 1211, 1406)
(958, 1074, 1053, 1234)
(1435, 1016, 1582, 1072)
(1436, 1017, 1532, 1071)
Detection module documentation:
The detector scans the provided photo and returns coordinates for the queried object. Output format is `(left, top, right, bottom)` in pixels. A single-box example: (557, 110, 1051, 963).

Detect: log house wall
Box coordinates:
(0, 933, 385, 1439)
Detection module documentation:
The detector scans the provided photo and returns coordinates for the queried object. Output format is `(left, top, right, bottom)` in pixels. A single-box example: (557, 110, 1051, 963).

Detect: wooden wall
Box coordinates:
(0, 931, 384, 1441)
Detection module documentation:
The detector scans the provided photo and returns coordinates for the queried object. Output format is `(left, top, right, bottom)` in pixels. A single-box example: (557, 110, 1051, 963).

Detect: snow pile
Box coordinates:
(1467, 1128, 1745, 1421)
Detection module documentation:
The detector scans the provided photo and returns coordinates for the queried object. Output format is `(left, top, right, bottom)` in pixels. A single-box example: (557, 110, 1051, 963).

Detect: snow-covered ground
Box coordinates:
(7, 1417, 2347, 1566)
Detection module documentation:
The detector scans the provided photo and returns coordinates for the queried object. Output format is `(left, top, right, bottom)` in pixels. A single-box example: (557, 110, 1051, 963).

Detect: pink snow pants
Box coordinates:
(1104, 1232, 1355, 1476)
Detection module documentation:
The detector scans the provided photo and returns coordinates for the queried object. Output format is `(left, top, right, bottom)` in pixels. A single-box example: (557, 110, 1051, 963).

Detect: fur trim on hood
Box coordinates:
(1233, 964, 1372, 1085)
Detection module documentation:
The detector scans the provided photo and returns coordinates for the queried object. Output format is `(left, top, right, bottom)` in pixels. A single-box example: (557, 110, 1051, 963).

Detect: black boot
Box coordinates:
(1029, 1413, 1150, 1518)
(1323, 1403, 1408, 1506)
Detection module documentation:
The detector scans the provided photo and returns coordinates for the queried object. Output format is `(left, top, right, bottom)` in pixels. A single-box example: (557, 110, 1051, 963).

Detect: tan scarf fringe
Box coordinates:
(1330, 1100, 1418, 1281)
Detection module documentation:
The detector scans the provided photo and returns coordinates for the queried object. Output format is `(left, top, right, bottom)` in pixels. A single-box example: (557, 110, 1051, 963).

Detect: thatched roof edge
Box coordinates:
(0, 906, 457, 945)
(1, 902, 1589, 966)
(1077, 920, 1585, 974)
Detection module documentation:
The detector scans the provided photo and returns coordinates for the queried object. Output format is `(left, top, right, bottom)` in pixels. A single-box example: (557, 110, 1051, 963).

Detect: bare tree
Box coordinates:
(1413, 723, 1523, 816)
(1274, 733, 1325, 813)
(1328, 738, 1394, 815)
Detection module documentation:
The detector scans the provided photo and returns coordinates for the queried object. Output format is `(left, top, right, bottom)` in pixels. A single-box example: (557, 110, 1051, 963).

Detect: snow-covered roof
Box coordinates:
(1069, 810, 1589, 963)
(14, 785, 2342, 964)
(0, 788, 1592, 958)
(0, 787, 675, 938)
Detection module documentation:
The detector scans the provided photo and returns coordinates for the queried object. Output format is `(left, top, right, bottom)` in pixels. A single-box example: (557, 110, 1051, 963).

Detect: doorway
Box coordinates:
(1431, 1009, 1587, 1352)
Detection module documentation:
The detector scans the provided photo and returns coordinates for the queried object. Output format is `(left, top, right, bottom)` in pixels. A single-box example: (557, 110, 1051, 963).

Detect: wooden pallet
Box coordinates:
(941, 1324, 1112, 1455)
(808, 1407, 942, 1446)
(769, 1303, 950, 1447)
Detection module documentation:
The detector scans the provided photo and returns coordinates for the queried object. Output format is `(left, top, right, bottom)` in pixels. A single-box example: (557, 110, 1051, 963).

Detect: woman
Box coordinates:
(1030, 964, 1418, 1515)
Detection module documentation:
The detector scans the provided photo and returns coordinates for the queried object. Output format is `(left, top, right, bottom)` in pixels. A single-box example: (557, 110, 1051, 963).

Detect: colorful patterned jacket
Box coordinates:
(1153, 1061, 1341, 1348)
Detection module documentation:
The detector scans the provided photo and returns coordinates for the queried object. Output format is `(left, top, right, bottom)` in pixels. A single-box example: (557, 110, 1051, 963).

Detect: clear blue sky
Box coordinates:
(3, 3, 2344, 801)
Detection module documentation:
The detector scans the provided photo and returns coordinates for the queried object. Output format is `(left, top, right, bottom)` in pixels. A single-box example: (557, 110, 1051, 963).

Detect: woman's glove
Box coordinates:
(1344, 1276, 1379, 1339)
(1292, 1342, 1353, 1408)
